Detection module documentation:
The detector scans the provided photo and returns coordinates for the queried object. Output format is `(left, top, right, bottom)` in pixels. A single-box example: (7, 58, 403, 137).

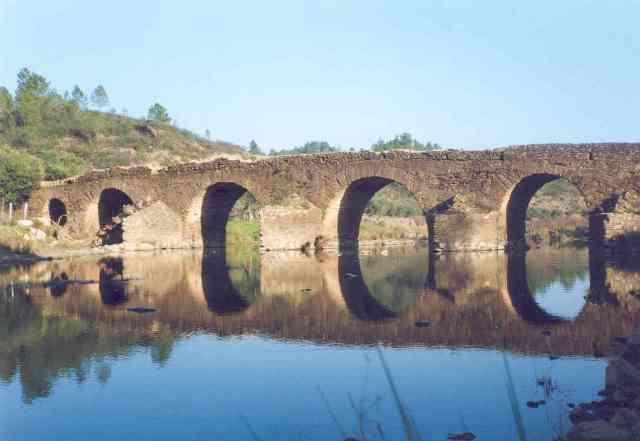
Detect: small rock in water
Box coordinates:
(127, 307, 156, 314)
(415, 320, 431, 328)
(526, 400, 544, 408)
(447, 433, 476, 441)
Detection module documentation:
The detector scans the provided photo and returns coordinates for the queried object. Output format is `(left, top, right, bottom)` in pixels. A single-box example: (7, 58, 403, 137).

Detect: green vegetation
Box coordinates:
(526, 178, 588, 246)
(0, 145, 44, 203)
(371, 132, 441, 151)
(269, 140, 340, 156)
(0, 68, 247, 189)
(147, 102, 171, 124)
(248, 139, 263, 155)
(226, 219, 261, 247)
(365, 182, 423, 217)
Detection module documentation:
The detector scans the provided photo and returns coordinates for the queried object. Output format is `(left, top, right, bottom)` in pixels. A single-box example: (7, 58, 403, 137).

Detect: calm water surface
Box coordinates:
(1, 246, 639, 441)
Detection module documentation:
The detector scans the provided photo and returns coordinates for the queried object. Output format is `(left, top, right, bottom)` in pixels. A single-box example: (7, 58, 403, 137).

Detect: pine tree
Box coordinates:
(71, 85, 88, 109)
(249, 140, 263, 155)
(90, 85, 109, 109)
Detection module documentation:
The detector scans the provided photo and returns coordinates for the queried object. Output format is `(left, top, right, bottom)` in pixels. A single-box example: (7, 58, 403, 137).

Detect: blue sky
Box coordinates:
(1, 1, 638, 151)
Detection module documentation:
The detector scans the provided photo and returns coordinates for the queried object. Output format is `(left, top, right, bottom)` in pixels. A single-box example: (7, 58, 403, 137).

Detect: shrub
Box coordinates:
(38, 148, 89, 180)
(0, 145, 44, 203)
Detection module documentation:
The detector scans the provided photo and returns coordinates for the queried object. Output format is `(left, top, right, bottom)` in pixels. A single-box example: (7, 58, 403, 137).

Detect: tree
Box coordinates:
(71, 85, 87, 109)
(0, 87, 14, 133)
(248, 139, 263, 155)
(14, 68, 51, 127)
(147, 103, 170, 123)
(371, 133, 440, 151)
(90, 85, 109, 109)
(270, 140, 339, 156)
(0, 145, 44, 203)
(16, 68, 50, 100)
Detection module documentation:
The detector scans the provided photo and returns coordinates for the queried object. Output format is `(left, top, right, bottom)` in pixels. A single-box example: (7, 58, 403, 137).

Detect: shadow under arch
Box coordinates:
(506, 253, 577, 325)
(336, 177, 426, 250)
(505, 173, 579, 247)
(200, 182, 255, 249)
(201, 249, 259, 315)
(99, 258, 128, 306)
(48, 198, 68, 227)
(98, 188, 134, 245)
(337, 250, 427, 321)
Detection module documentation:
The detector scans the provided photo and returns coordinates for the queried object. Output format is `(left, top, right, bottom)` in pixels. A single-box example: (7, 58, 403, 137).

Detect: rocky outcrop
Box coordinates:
(566, 328, 640, 441)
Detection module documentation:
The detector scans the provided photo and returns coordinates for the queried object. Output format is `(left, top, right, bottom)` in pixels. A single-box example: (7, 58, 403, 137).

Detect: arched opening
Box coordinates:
(48, 199, 67, 226)
(98, 189, 134, 245)
(200, 182, 260, 249)
(506, 175, 587, 249)
(199, 182, 261, 314)
(336, 177, 427, 249)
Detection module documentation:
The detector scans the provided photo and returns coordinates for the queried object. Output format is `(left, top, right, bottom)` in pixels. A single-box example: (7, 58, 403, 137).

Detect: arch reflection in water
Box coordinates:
(201, 248, 261, 315)
(507, 253, 578, 325)
(99, 258, 128, 306)
(337, 248, 428, 321)
(49, 272, 69, 298)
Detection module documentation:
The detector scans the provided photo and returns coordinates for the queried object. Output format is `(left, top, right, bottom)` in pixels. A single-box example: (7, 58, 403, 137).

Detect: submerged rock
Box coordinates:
(447, 433, 476, 441)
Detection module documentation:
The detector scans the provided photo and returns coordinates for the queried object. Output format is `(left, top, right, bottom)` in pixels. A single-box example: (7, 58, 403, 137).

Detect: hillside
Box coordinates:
(0, 69, 249, 182)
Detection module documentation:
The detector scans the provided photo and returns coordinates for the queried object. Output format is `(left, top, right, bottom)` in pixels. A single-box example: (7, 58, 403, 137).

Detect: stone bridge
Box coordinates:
(27, 143, 640, 252)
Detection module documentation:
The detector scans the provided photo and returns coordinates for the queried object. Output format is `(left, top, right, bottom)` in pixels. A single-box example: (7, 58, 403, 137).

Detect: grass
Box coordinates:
(226, 219, 261, 247)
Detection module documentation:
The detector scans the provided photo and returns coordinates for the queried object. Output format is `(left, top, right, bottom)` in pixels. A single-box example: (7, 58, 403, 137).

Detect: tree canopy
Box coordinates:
(270, 140, 340, 156)
(0, 145, 44, 203)
(147, 103, 171, 123)
(371, 133, 440, 151)
(91, 86, 109, 109)
(248, 140, 263, 155)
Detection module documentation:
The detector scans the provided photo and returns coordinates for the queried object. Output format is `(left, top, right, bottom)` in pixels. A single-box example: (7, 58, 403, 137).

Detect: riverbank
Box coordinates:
(564, 327, 640, 440)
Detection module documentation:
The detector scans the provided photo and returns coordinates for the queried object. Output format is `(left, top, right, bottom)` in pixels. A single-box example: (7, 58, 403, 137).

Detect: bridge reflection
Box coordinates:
(5, 246, 639, 356)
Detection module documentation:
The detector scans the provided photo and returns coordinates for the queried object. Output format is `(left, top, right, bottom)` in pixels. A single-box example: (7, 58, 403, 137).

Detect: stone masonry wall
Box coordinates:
(28, 143, 640, 252)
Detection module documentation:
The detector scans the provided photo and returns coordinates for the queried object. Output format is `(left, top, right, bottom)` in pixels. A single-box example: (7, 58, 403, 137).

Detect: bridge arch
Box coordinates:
(48, 198, 68, 227)
(98, 188, 135, 245)
(503, 174, 587, 249)
(322, 174, 427, 250)
(198, 182, 260, 249)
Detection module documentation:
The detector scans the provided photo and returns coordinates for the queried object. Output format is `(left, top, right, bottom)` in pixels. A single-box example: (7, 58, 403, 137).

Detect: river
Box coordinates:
(1, 246, 638, 441)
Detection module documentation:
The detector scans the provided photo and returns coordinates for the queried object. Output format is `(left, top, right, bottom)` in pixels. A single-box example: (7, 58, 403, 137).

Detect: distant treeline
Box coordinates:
(247, 134, 442, 156)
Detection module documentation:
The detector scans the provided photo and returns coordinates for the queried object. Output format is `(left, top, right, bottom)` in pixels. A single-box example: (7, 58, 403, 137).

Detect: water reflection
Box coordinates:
(99, 257, 128, 306)
(0, 247, 637, 351)
(1, 246, 640, 441)
(201, 248, 259, 314)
